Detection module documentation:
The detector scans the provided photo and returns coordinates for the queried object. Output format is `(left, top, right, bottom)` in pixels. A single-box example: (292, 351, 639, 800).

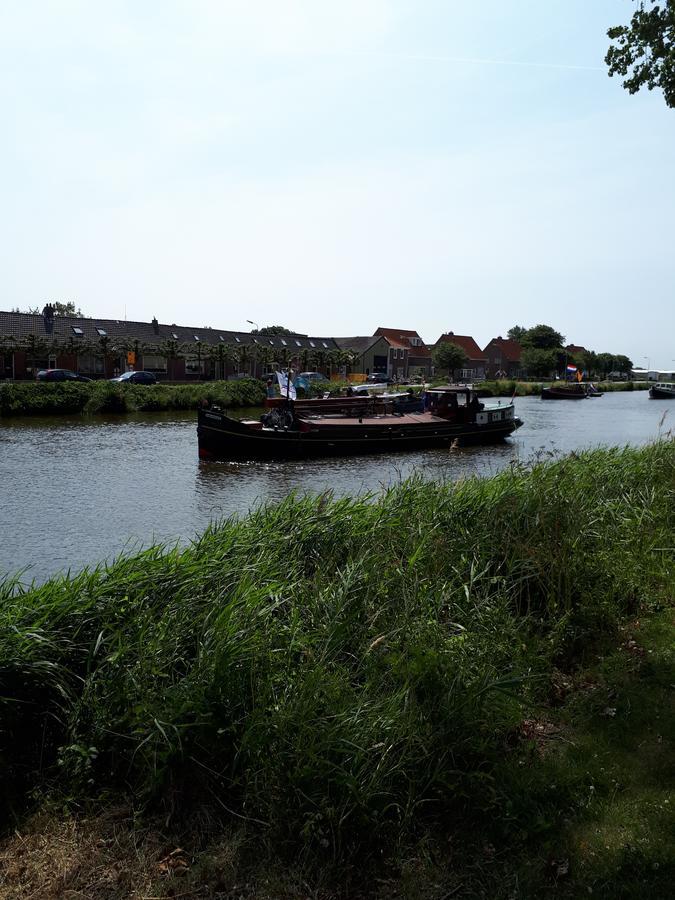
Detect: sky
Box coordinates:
(1, 0, 673, 366)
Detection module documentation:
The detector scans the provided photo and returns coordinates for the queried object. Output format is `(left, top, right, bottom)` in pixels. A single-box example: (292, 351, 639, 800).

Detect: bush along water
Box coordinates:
(0, 441, 673, 857)
(0, 378, 266, 417)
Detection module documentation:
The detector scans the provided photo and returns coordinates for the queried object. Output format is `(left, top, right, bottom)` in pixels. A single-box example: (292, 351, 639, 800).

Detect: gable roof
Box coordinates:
(374, 326, 430, 355)
(483, 336, 522, 362)
(435, 332, 485, 361)
(334, 335, 388, 353)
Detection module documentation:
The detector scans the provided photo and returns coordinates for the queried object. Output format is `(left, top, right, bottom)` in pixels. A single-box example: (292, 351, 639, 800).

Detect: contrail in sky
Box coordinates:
(336, 50, 604, 72)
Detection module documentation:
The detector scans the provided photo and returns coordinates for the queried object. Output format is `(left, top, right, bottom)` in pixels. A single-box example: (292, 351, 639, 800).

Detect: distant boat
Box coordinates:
(649, 382, 675, 399)
(541, 383, 589, 400)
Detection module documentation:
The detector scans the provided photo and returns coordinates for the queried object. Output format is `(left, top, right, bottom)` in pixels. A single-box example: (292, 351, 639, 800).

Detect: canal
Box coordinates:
(1, 391, 671, 583)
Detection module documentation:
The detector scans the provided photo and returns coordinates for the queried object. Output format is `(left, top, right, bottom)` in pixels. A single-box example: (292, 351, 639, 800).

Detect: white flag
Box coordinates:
(276, 371, 296, 400)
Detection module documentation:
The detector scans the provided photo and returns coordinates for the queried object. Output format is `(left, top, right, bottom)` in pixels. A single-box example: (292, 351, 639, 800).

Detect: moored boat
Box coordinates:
(198, 387, 523, 460)
(541, 384, 589, 400)
(649, 382, 675, 399)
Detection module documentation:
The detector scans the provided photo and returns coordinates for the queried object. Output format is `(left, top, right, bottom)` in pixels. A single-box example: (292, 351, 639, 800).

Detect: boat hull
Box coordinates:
(649, 385, 675, 399)
(541, 387, 588, 399)
(198, 408, 522, 460)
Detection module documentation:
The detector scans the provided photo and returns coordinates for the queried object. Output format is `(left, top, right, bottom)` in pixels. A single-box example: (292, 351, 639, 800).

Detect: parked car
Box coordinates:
(366, 373, 393, 384)
(36, 369, 92, 382)
(109, 371, 158, 385)
(299, 371, 328, 382)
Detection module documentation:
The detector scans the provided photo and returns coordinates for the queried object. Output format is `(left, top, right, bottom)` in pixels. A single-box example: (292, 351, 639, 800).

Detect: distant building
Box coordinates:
(483, 336, 523, 378)
(333, 335, 391, 378)
(434, 332, 486, 381)
(373, 327, 432, 380)
(0, 308, 340, 381)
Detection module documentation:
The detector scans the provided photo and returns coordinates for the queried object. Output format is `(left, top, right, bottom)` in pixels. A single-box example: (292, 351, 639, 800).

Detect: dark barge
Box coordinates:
(198, 387, 523, 460)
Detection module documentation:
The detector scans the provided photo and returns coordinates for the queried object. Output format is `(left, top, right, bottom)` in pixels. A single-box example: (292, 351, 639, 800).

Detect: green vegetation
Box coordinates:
(431, 341, 468, 380)
(606, 0, 675, 108)
(0, 378, 266, 417)
(475, 380, 650, 397)
(0, 441, 672, 896)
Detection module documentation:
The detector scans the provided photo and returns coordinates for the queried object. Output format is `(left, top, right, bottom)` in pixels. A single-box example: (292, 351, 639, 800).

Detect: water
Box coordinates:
(1, 392, 671, 584)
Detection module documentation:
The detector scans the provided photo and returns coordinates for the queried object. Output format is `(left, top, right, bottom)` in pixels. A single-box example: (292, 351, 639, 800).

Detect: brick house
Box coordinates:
(373, 327, 432, 380)
(483, 336, 523, 378)
(433, 332, 486, 381)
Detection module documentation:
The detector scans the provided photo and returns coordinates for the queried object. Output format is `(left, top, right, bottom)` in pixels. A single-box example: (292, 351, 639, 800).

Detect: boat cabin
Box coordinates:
(425, 387, 484, 419)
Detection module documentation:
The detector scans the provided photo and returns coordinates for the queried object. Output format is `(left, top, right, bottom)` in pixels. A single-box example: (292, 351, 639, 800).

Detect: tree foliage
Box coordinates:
(521, 347, 558, 378)
(521, 324, 565, 350)
(253, 325, 297, 335)
(432, 341, 467, 380)
(506, 325, 527, 342)
(606, 1, 675, 107)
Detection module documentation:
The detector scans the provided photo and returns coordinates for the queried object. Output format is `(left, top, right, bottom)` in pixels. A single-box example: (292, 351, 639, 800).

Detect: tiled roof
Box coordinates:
(483, 337, 522, 362)
(334, 336, 385, 353)
(435, 332, 485, 361)
(374, 326, 430, 355)
(0, 310, 339, 352)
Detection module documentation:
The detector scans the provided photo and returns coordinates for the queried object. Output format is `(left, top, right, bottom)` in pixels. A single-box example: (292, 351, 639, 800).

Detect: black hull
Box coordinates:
(541, 387, 588, 400)
(198, 409, 522, 460)
(649, 386, 675, 399)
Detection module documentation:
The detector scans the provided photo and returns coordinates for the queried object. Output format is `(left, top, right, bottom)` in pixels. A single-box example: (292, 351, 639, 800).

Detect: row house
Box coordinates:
(483, 336, 523, 378)
(0, 307, 340, 381)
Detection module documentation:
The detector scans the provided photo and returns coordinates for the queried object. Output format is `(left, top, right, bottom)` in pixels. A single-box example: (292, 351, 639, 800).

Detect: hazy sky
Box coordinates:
(1, 1, 673, 365)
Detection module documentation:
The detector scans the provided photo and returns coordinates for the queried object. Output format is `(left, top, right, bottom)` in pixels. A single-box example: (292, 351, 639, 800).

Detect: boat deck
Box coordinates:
(299, 411, 437, 426)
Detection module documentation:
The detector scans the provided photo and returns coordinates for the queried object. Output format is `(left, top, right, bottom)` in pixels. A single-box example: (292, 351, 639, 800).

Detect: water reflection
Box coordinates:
(1, 392, 671, 583)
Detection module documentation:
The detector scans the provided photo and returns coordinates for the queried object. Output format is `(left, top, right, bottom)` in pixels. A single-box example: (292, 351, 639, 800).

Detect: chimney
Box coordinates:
(151, 316, 159, 335)
(43, 303, 54, 335)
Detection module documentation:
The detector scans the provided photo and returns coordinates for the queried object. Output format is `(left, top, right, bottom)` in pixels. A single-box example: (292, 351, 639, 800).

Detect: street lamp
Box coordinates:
(246, 319, 259, 332)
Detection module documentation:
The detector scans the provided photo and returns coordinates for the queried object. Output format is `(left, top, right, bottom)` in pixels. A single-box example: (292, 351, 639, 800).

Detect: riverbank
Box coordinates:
(1, 440, 673, 897)
(0, 378, 266, 417)
(475, 380, 649, 397)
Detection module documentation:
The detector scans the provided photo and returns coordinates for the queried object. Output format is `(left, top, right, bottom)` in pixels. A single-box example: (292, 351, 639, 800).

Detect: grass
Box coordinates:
(0, 378, 266, 417)
(0, 440, 673, 896)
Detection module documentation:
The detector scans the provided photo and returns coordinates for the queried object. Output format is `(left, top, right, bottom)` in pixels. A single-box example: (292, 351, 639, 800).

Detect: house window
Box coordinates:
(77, 354, 104, 374)
(172, 332, 179, 339)
(295, 339, 301, 346)
(281, 339, 287, 346)
(72, 327, 84, 336)
(185, 355, 206, 375)
(96, 328, 107, 336)
(193, 335, 200, 342)
(235, 336, 241, 343)
(322, 341, 328, 348)
(269, 339, 274, 345)
(219, 336, 225, 342)
(309, 341, 316, 348)
(142, 354, 167, 373)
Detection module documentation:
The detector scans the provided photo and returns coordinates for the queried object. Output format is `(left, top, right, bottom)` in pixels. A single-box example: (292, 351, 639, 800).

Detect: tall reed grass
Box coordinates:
(1, 441, 673, 856)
